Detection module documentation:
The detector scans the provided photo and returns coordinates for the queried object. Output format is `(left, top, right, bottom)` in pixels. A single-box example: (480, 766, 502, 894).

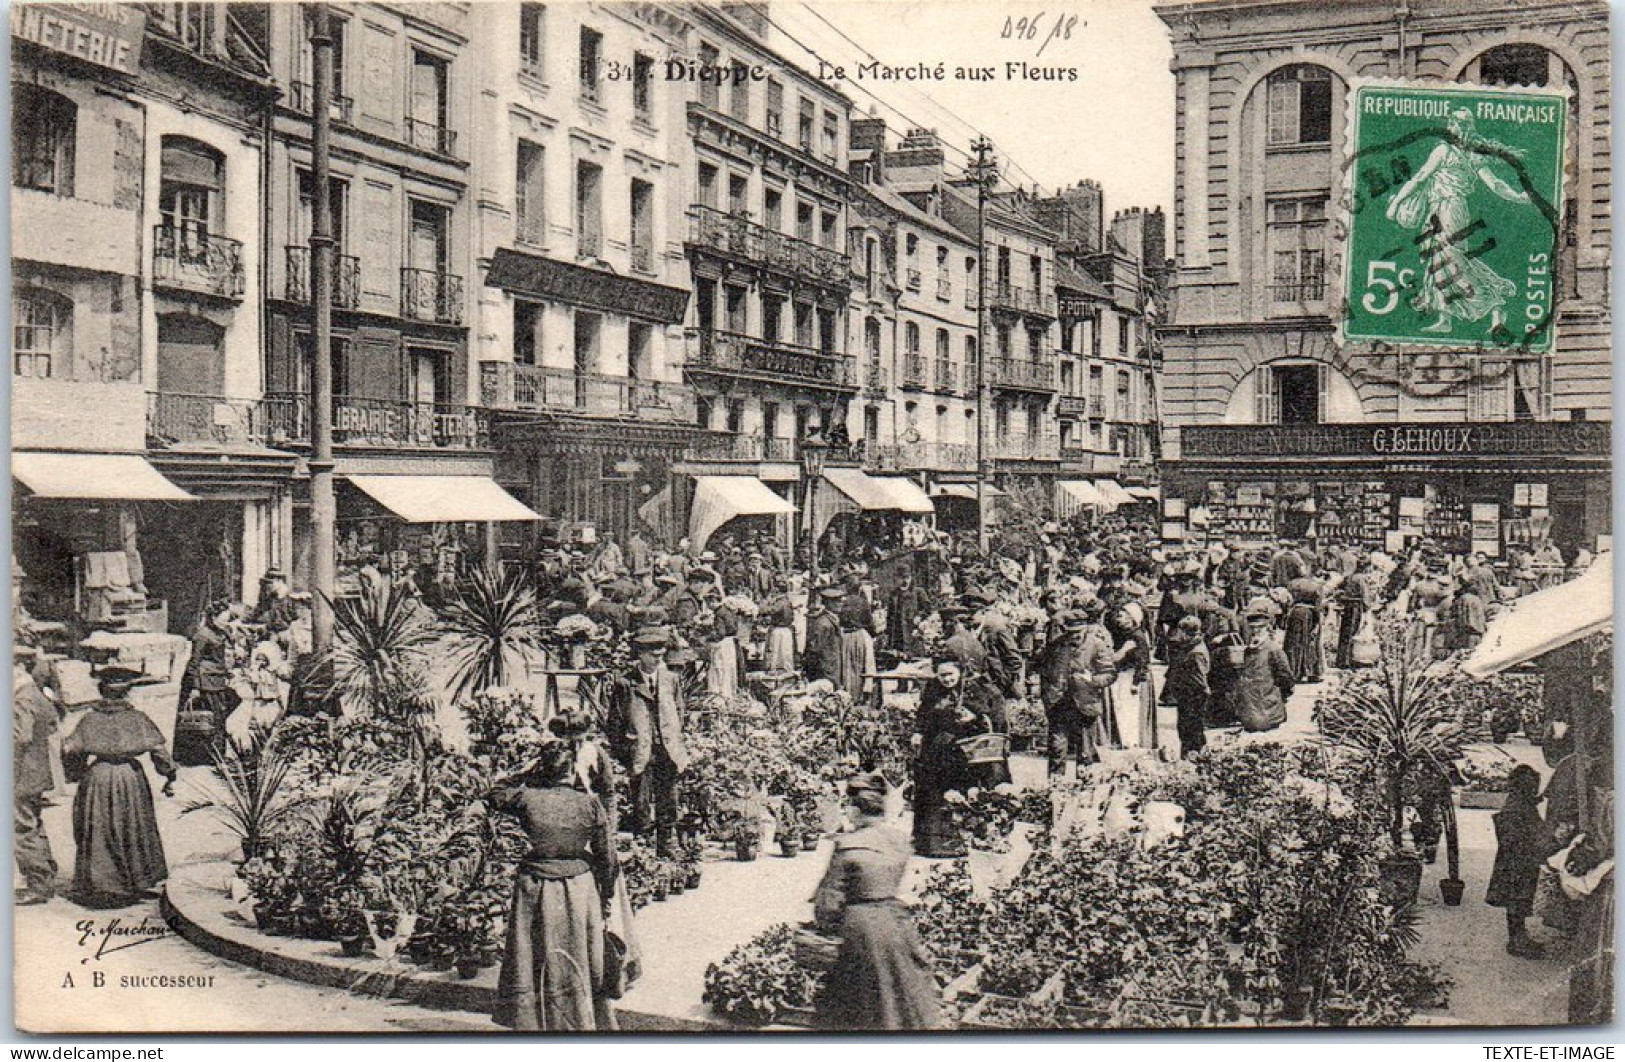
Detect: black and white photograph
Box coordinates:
(7, 0, 1615, 1036)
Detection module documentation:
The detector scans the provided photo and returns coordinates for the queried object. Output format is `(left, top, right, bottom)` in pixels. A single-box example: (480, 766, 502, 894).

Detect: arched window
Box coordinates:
(904, 321, 920, 355)
(13, 287, 72, 378)
(864, 316, 881, 363)
(13, 86, 76, 195)
(1266, 65, 1332, 146)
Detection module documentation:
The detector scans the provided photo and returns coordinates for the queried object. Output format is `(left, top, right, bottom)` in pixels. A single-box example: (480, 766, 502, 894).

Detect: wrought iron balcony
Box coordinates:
(147, 392, 280, 448)
(936, 277, 952, 301)
(262, 392, 489, 450)
(1057, 394, 1089, 418)
(288, 81, 354, 124)
(401, 267, 464, 325)
(403, 116, 458, 157)
(285, 246, 360, 309)
(480, 362, 693, 422)
(865, 441, 975, 473)
(689, 432, 799, 463)
(992, 434, 1060, 461)
(685, 205, 849, 287)
(684, 328, 854, 390)
(989, 358, 1057, 392)
(900, 352, 927, 390)
(1269, 275, 1327, 304)
(934, 359, 957, 394)
(905, 268, 922, 292)
(861, 362, 888, 398)
(152, 226, 244, 300)
(987, 282, 1057, 318)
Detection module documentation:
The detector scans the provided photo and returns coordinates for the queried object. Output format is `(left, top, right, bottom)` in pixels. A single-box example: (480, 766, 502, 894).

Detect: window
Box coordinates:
(408, 50, 450, 152)
(698, 44, 720, 109)
(905, 322, 920, 355)
(1028, 328, 1043, 361)
(297, 12, 348, 111)
(766, 79, 783, 138)
(407, 199, 450, 273)
(820, 211, 837, 249)
(864, 238, 877, 297)
(964, 336, 978, 383)
(726, 399, 744, 434)
(13, 288, 70, 378)
(633, 53, 654, 117)
(575, 160, 603, 257)
(519, 3, 544, 77)
(696, 394, 714, 430)
(13, 87, 76, 195)
(763, 401, 779, 440)
(798, 98, 815, 152)
(1029, 254, 1042, 293)
(821, 110, 839, 162)
(514, 300, 542, 365)
(157, 313, 224, 395)
(159, 3, 218, 54)
(724, 285, 748, 333)
(936, 246, 950, 297)
(573, 311, 600, 380)
(936, 328, 950, 364)
(629, 179, 655, 272)
(728, 173, 748, 216)
(515, 140, 546, 245)
(697, 162, 718, 210)
(1118, 317, 1130, 353)
(1116, 369, 1131, 420)
(1060, 361, 1076, 393)
(996, 245, 1011, 289)
(1258, 363, 1326, 425)
(579, 27, 602, 103)
(762, 294, 784, 344)
(628, 322, 651, 381)
(996, 324, 1011, 360)
(793, 301, 813, 347)
(1267, 198, 1328, 305)
(796, 201, 814, 243)
(818, 308, 836, 355)
(763, 186, 783, 230)
(1026, 405, 1040, 439)
(865, 317, 881, 363)
(995, 403, 1009, 440)
(729, 61, 750, 120)
(160, 137, 224, 248)
(1478, 44, 1551, 87)
(1267, 65, 1332, 146)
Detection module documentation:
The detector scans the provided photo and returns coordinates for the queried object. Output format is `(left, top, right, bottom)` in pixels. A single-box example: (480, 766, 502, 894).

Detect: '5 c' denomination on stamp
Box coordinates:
(1339, 80, 1568, 354)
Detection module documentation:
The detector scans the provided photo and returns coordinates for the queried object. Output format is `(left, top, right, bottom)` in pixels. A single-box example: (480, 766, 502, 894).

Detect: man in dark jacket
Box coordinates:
(1229, 608, 1295, 732)
(804, 587, 845, 684)
(14, 649, 58, 904)
(1164, 616, 1211, 757)
(1035, 606, 1116, 778)
(619, 627, 689, 855)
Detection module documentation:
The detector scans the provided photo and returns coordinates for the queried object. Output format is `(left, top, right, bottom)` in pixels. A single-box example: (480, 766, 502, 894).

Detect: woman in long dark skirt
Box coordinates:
(62, 668, 177, 908)
(910, 659, 983, 857)
(1283, 575, 1324, 683)
(1487, 764, 1555, 959)
(814, 773, 943, 1030)
(489, 740, 623, 1031)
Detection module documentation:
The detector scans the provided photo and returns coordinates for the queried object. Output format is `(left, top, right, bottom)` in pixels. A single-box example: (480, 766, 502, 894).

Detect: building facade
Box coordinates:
(1155, 0, 1611, 557)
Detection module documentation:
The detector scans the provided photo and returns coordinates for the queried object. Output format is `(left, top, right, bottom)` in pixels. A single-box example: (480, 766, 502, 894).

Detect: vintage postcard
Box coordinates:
(10, 0, 1613, 1036)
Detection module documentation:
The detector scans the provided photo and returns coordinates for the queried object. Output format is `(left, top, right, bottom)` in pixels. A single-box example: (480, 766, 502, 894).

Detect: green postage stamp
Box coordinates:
(1340, 80, 1568, 353)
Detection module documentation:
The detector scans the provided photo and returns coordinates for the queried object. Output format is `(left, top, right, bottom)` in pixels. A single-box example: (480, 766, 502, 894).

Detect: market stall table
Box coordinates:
(866, 661, 934, 714)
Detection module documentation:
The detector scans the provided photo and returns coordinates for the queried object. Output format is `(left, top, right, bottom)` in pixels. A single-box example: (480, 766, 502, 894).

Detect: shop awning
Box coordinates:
(1095, 479, 1138, 507)
(1461, 553, 1612, 678)
(13, 452, 193, 501)
(930, 483, 1007, 501)
(821, 468, 900, 511)
(1125, 486, 1160, 501)
(1056, 479, 1110, 516)
(689, 475, 796, 550)
(866, 476, 934, 514)
(346, 475, 542, 523)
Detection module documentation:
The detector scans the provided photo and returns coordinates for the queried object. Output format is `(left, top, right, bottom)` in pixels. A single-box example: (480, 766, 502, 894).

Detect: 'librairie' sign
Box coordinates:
(12, 3, 144, 75)
(1181, 422, 1610, 460)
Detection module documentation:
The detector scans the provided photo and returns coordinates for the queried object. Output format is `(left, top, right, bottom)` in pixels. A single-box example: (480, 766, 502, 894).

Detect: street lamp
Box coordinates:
(800, 427, 830, 582)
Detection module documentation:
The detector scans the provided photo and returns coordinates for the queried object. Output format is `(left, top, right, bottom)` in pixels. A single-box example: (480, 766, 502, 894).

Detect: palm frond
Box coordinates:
(439, 565, 540, 700)
(328, 581, 438, 718)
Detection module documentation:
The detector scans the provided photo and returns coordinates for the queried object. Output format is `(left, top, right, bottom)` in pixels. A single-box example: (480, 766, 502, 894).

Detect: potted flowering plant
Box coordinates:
(703, 923, 822, 1026)
(551, 614, 601, 668)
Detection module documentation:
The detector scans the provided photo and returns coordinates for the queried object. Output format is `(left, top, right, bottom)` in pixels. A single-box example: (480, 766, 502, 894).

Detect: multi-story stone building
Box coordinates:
(12, 3, 285, 637)
(470, 1, 699, 548)
(1155, 0, 1610, 555)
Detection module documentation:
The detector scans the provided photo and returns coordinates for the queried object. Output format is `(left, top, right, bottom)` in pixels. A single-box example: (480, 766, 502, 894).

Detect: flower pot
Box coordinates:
(1440, 876, 1466, 906)
(734, 838, 758, 862)
(570, 644, 587, 669)
(801, 833, 821, 851)
(456, 958, 482, 980)
(1378, 855, 1424, 908)
(685, 868, 703, 890)
(779, 839, 800, 858)
(338, 934, 367, 958)
(652, 882, 669, 901)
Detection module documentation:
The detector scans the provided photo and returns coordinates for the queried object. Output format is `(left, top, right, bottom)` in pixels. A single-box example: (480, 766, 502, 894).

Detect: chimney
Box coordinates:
(850, 116, 887, 183)
(884, 127, 946, 176)
(1034, 178, 1103, 254)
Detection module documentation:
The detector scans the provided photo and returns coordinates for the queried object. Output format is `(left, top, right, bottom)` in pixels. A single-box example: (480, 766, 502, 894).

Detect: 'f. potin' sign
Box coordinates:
(1340, 81, 1568, 354)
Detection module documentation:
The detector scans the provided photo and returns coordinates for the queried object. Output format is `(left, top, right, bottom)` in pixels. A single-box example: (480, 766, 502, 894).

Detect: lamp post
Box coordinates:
(800, 428, 830, 583)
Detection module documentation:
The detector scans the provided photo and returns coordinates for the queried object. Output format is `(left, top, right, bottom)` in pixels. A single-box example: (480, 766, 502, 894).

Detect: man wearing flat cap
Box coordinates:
(1035, 601, 1118, 778)
(803, 586, 845, 685)
(616, 627, 688, 856)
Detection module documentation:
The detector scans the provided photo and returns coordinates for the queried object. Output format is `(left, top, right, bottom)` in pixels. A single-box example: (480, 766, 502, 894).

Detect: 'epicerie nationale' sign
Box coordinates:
(12, 3, 144, 76)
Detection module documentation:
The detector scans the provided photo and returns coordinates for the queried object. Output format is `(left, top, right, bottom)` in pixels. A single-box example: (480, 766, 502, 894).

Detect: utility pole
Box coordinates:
(968, 136, 998, 555)
(308, 3, 336, 660)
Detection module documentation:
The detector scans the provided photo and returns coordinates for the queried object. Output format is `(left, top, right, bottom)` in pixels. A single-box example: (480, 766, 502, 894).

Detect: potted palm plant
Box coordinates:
(1313, 614, 1468, 908)
(439, 564, 541, 699)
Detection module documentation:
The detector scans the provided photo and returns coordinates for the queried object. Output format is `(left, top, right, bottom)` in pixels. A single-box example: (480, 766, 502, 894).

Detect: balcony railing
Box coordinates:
(934, 359, 957, 393)
(685, 205, 849, 287)
(480, 362, 693, 421)
(866, 441, 975, 473)
(862, 362, 888, 397)
(989, 358, 1057, 392)
(401, 267, 465, 325)
(152, 226, 244, 299)
(147, 392, 279, 448)
(905, 268, 922, 292)
(987, 282, 1057, 318)
(964, 286, 977, 310)
(992, 435, 1060, 461)
(285, 246, 360, 309)
(1057, 394, 1089, 417)
(684, 328, 855, 389)
(900, 352, 926, 390)
(1269, 276, 1327, 304)
(689, 432, 798, 462)
(262, 393, 489, 450)
(403, 116, 458, 157)
(936, 277, 952, 301)
(288, 81, 354, 124)
(1088, 395, 1105, 419)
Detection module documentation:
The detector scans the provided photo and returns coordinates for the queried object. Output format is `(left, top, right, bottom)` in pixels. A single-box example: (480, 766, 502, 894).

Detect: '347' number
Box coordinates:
(1361, 260, 1415, 315)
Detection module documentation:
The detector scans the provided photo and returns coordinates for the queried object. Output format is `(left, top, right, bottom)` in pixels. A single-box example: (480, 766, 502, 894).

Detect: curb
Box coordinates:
(161, 862, 723, 1032)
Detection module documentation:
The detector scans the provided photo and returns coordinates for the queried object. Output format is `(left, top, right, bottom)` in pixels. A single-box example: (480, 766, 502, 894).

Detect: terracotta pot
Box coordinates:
(338, 935, 367, 958)
(456, 958, 482, 980)
(1440, 876, 1466, 906)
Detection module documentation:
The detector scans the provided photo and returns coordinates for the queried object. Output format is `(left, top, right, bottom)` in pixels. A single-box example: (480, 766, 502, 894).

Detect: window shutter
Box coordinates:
(1267, 77, 1298, 146)
(1256, 366, 1278, 424)
(1316, 363, 1329, 423)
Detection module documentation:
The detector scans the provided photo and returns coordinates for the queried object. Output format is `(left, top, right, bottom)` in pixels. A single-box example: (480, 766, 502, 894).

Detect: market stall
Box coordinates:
(688, 475, 798, 552)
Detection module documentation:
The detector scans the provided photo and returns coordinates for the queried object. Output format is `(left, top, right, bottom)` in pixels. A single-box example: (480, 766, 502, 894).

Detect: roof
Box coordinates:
(859, 182, 976, 248)
(1055, 262, 1110, 300)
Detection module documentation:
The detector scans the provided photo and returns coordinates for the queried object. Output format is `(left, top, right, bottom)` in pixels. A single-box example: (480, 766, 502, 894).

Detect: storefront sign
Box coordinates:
(1340, 81, 1567, 354)
(12, 4, 144, 75)
(1181, 422, 1610, 461)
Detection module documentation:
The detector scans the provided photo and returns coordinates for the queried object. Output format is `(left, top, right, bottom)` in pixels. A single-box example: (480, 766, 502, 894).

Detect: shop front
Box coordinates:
(1162, 421, 1611, 560)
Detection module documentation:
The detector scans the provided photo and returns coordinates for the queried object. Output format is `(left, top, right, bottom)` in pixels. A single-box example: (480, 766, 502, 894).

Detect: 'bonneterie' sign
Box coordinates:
(12, 4, 144, 75)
